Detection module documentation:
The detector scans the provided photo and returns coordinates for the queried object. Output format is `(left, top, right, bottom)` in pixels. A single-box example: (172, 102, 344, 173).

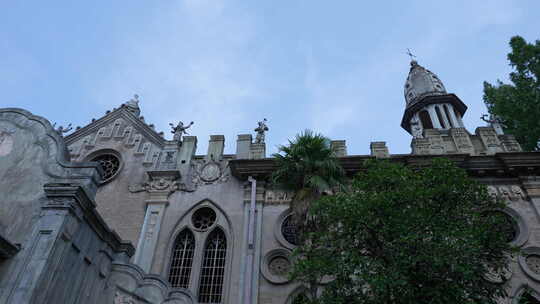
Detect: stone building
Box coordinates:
(1, 60, 540, 304)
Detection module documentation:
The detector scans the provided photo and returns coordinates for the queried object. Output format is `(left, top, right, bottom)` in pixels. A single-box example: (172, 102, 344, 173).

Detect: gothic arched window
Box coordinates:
(198, 228, 227, 304)
(168, 229, 195, 288)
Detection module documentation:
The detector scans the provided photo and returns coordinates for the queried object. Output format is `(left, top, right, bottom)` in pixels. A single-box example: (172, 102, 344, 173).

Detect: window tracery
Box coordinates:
(192, 207, 217, 231)
(198, 228, 227, 304)
(90, 153, 121, 181)
(168, 229, 195, 288)
(281, 215, 299, 246)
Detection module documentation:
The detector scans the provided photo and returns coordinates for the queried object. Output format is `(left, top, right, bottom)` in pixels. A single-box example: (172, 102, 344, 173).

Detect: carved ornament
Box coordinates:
(487, 185, 527, 201)
(128, 170, 194, 195)
(191, 160, 230, 187)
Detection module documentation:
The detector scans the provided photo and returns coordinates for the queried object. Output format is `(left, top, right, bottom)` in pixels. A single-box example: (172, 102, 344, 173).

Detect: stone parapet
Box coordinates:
(410, 126, 523, 156)
(331, 140, 348, 157)
(370, 141, 389, 158)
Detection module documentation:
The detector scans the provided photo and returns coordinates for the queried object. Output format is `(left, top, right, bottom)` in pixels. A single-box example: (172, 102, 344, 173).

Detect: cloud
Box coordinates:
(88, 0, 264, 154)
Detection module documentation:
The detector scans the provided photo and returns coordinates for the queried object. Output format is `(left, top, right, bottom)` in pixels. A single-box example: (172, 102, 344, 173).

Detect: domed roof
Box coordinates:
(404, 60, 446, 106)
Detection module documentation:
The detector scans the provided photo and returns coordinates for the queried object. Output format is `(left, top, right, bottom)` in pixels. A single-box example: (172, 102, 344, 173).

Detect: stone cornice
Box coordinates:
(64, 106, 165, 148)
(43, 183, 135, 257)
(401, 93, 468, 133)
(229, 152, 540, 180)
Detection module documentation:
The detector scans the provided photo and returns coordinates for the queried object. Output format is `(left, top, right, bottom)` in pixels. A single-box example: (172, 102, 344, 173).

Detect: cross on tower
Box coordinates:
(406, 48, 416, 61)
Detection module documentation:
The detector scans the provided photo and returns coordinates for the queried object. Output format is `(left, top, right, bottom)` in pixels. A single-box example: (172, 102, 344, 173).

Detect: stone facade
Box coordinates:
(1, 61, 540, 303)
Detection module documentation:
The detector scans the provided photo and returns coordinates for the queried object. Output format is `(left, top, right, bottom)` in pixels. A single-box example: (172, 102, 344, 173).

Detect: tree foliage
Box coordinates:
(483, 35, 540, 151)
(290, 159, 515, 304)
(271, 130, 345, 236)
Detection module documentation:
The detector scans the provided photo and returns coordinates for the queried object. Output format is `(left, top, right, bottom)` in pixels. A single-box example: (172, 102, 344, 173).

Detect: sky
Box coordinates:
(1, 1, 539, 155)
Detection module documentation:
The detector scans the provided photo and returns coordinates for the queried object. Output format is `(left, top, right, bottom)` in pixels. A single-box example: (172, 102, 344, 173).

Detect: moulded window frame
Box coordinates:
(275, 209, 299, 250)
(84, 148, 124, 185)
(168, 228, 197, 289)
(164, 200, 233, 303)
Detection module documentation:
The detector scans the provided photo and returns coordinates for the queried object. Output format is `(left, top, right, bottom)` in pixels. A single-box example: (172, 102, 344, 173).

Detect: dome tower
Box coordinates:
(401, 60, 467, 138)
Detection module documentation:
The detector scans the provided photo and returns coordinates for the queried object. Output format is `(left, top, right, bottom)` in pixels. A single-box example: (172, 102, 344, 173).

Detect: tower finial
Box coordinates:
(406, 48, 417, 63)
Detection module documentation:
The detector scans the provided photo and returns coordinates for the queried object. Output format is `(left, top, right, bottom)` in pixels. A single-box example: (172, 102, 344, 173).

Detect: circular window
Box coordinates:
(526, 255, 540, 275)
(91, 154, 121, 182)
(519, 247, 540, 282)
(281, 215, 299, 246)
(261, 249, 293, 284)
(192, 207, 217, 230)
(269, 256, 291, 276)
(492, 211, 518, 243)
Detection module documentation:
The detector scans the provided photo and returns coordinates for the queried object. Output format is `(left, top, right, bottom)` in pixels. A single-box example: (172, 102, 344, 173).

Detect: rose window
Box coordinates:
(91, 154, 121, 181)
(281, 215, 299, 246)
(192, 207, 217, 230)
(268, 256, 291, 276)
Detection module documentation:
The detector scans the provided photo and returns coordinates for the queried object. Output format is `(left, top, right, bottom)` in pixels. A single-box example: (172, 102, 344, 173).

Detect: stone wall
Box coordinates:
(0, 108, 193, 304)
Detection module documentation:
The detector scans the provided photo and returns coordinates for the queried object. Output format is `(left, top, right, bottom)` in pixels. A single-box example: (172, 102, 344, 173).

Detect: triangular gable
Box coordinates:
(65, 105, 166, 162)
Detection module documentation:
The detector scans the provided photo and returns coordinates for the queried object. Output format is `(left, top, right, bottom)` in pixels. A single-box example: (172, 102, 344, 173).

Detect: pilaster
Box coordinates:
(133, 170, 180, 273)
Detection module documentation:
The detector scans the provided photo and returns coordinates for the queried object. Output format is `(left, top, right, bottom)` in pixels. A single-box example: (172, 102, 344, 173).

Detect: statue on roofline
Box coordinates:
(254, 118, 269, 144)
(169, 121, 194, 142)
(53, 122, 73, 136)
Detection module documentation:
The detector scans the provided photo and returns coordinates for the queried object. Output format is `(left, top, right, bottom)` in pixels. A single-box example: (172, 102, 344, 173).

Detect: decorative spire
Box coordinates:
(124, 94, 141, 116)
(404, 61, 447, 106)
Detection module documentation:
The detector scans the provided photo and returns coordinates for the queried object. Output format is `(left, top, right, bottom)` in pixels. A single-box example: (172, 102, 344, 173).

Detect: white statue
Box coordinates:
(169, 121, 194, 142)
(411, 116, 423, 139)
(481, 114, 505, 135)
(53, 123, 73, 136)
(254, 118, 269, 144)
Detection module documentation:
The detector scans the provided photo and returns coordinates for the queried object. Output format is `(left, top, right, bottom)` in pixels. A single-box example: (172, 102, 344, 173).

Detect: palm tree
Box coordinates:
(271, 130, 345, 241)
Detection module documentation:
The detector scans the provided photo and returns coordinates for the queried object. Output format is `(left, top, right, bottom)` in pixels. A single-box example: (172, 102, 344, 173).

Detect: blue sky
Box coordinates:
(1, 1, 539, 155)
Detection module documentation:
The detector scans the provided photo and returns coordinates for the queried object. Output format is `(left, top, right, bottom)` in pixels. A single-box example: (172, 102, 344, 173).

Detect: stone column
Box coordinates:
(133, 170, 180, 273)
(427, 105, 442, 129)
(446, 104, 461, 128)
(437, 105, 451, 129)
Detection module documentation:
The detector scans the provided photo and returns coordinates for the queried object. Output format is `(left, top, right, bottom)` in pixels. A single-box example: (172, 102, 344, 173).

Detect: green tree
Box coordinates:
(519, 289, 540, 304)
(291, 159, 515, 304)
(483, 35, 540, 151)
(271, 130, 345, 238)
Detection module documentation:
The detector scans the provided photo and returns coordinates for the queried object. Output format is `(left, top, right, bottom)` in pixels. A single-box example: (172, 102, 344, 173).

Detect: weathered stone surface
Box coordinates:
(0, 108, 192, 304)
